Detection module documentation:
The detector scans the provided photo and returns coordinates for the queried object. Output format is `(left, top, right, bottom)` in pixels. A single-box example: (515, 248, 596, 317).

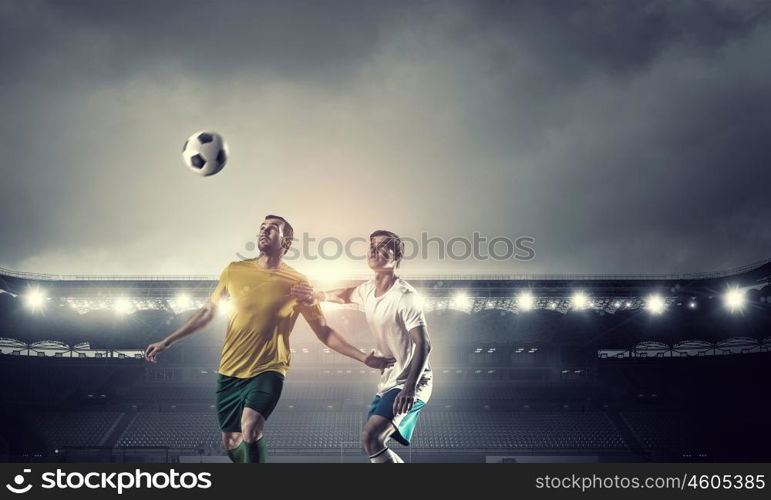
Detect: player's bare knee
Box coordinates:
(222, 432, 242, 450)
(240, 408, 266, 443)
(242, 425, 263, 443)
(241, 418, 265, 443)
(360, 428, 384, 453)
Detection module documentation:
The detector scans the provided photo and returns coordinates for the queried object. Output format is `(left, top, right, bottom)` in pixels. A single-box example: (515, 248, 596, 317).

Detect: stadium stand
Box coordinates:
(1, 260, 769, 462)
(22, 411, 122, 449)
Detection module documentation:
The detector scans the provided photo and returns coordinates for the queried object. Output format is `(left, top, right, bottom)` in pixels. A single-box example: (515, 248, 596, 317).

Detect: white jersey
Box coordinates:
(351, 278, 433, 399)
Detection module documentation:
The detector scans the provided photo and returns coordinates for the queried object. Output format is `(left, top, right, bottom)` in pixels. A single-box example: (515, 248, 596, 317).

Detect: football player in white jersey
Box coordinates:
(290, 230, 432, 463)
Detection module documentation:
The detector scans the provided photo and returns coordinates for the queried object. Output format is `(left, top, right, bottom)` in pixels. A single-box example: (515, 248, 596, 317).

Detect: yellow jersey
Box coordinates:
(209, 259, 323, 378)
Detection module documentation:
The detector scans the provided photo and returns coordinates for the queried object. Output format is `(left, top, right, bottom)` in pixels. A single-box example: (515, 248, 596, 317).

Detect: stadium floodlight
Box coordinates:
(24, 288, 47, 311)
(451, 292, 472, 309)
(218, 299, 233, 317)
(175, 293, 193, 309)
(688, 301, 697, 309)
(114, 298, 132, 315)
(645, 294, 666, 315)
(614, 301, 621, 308)
(723, 287, 746, 313)
(625, 301, 632, 308)
(571, 291, 589, 310)
(517, 291, 535, 311)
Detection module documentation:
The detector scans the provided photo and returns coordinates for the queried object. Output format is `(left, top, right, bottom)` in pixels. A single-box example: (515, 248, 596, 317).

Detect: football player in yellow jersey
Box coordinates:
(144, 215, 394, 463)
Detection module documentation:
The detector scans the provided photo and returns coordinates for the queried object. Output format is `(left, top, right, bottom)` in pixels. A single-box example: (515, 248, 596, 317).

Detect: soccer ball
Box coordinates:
(182, 131, 228, 176)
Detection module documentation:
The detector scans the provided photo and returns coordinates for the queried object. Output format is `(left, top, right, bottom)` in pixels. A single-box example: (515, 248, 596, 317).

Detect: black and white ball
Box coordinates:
(182, 131, 228, 176)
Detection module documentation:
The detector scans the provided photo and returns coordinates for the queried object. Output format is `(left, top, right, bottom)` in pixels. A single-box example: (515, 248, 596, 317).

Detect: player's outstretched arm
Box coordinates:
(290, 283, 356, 305)
(393, 325, 432, 415)
(144, 301, 218, 362)
(306, 316, 395, 371)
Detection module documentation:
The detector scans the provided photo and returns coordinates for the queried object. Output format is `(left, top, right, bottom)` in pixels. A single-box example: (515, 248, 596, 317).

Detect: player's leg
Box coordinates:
(361, 415, 403, 463)
(239, 370, 284, 463)
(362, 386, 430, 463)
(222, 431, 242, 449)
(222, 432, 243, 461)
(241, 407, 266, 442)
(240, 407, 268, 462)
(216, 374, 247, 462)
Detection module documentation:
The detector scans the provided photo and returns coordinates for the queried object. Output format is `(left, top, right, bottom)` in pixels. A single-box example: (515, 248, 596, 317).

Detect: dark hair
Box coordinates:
(265, 214, 294, 251)
(369, 229, 404, 267)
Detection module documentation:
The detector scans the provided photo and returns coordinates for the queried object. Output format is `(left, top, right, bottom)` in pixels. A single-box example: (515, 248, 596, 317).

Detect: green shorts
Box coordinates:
(215, 370, 285, 433)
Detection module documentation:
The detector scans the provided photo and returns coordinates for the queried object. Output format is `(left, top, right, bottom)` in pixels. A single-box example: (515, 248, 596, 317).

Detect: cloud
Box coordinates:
(1, 0, 770, 276)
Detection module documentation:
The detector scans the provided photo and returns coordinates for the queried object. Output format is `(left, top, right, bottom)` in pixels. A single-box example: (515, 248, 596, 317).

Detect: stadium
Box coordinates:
(1, 259, 769, 463)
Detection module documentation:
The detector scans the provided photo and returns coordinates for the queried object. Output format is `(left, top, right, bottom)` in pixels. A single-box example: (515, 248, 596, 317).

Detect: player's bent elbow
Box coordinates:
(314, 326, 332, 345)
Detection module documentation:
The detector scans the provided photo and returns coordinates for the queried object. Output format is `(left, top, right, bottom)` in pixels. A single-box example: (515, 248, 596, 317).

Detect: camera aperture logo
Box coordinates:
(5, 469, 32, 494)
(6, 468, 212, 495)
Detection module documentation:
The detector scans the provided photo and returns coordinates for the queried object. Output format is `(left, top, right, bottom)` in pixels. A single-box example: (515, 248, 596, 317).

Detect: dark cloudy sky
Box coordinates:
(1, 0, 770, 277)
